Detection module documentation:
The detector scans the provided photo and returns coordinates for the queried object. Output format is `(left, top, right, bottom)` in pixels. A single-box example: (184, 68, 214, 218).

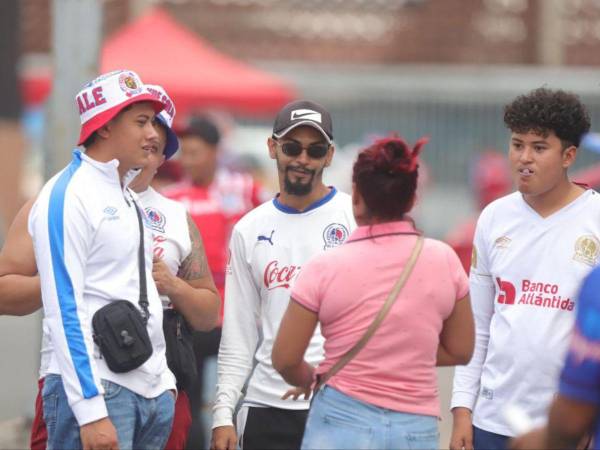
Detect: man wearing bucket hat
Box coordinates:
(211, 100, 356, 450)
(0, 84, 220, 450)
(28, 70, 177, 450)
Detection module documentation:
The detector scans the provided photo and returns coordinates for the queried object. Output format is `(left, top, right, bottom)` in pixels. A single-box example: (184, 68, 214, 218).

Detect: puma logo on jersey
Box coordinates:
(257, 230, 275, 246)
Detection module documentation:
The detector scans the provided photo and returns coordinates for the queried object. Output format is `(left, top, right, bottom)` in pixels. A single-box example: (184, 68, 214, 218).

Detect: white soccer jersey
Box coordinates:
(212, 188, 356, 428)
(138, 187, 191, 308)
(452, 189, 600, 436)
(29, 150, 175, 426)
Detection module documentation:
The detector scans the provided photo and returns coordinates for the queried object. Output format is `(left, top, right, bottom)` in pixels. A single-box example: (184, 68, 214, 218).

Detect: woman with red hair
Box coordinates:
(272, 135, 475, 449)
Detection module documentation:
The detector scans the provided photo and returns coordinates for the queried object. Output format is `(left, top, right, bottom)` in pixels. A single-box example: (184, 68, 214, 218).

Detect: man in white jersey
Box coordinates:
(0, 84, 221, 450)
(28, 70, 176, 450)
(132, 84, 221, 449)
(211, 100, 356, 450)
(450, 87, 598, 450)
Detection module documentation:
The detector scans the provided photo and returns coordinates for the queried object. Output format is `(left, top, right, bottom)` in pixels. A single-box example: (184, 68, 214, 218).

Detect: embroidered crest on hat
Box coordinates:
(118, 72, 143, 97)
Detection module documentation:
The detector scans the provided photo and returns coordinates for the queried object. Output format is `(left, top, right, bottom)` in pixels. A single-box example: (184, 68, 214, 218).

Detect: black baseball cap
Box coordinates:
(272, 100, 333, 144)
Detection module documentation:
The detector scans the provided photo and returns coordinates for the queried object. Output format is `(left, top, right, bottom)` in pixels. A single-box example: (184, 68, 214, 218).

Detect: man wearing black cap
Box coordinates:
(211, 100, 356, 450)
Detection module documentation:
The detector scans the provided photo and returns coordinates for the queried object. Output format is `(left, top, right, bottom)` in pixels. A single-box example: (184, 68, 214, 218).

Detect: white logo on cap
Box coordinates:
(290, 109, 321, 123)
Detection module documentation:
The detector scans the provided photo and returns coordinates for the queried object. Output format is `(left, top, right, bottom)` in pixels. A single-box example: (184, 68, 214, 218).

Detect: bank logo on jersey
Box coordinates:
(573, 235, 600, 266)
(323, 223, 349, 250)
(144, 207, 166, 233)
(494, 236, 511, 249)
(496, 277, 574, 311)
(496, 277, 516, 305)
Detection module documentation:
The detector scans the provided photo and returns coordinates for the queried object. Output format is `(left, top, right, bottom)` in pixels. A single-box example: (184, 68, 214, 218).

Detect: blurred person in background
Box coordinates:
(445, 151, 512, 273)
(0, 0, 26, 237)
(164, 115, 267, 449)
(211, 100, 355, 450)
(271, 135, 474, 450)
(0, 84, 220, 450)
(450, 87, 599, 450)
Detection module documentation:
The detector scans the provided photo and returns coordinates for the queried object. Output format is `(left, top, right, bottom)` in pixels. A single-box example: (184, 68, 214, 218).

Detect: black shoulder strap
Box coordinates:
(131, 198, 150, 324)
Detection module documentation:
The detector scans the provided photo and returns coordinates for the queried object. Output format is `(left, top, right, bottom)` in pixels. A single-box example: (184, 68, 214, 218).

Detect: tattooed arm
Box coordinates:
(152, 213, 220, 331)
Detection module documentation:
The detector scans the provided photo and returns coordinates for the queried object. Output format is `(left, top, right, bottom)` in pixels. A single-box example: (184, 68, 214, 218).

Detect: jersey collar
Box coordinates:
(273, 187, 337, 214)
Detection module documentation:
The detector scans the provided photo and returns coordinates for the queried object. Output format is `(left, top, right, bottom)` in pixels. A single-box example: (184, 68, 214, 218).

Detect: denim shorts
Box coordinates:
(42, 374, 175, 450)
(301, 385, 439, 450)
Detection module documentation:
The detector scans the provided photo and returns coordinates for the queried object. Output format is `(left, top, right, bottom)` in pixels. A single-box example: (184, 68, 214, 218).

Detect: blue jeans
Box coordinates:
(200, 354, 218, 449)
(302, 386, 439, 450)
(42, 374, 175, 450)
(473, 426, 510, 450)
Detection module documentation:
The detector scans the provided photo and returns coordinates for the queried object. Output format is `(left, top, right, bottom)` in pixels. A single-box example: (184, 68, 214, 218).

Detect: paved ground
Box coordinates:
(0, 417, 30, 450)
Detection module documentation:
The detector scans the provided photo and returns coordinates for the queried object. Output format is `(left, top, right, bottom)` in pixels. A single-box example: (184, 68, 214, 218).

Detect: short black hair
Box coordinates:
(82, 132, 98, 149)
(504, 87, 591, 148)
(180, 116, 220, 146)
(81, 104, 134, 149)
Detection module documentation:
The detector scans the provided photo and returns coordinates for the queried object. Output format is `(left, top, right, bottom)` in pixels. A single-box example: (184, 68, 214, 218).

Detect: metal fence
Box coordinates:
(235, 63, 600, 236)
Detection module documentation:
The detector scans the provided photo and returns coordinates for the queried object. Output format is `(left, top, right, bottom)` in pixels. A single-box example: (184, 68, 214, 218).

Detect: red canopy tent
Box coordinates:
(21, 8, 296, 117)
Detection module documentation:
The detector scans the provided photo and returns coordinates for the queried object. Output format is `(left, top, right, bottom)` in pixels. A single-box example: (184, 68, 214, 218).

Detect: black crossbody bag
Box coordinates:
(92, 200, 153, 373)
(162, 309, 197, 390)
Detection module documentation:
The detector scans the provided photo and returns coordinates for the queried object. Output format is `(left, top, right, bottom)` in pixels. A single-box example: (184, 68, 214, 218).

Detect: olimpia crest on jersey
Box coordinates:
(145, 206, 166, 233)
(322, 223, 349, 250)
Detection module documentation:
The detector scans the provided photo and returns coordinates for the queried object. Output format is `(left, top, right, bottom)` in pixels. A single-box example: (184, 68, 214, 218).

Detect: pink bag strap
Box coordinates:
(315, 235, 424, 390)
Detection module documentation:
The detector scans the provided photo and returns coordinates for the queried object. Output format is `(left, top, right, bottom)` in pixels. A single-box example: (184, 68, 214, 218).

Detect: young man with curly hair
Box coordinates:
(450, 87, 600, 450)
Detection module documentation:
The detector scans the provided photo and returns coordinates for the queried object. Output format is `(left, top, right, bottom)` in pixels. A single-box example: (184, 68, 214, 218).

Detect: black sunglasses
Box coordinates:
(277, 140, 330, 159)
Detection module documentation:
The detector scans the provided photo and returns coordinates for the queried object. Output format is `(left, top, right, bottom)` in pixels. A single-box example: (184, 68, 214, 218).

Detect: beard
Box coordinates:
(276, 154, 324, 196)
(283, 166, 323, 196)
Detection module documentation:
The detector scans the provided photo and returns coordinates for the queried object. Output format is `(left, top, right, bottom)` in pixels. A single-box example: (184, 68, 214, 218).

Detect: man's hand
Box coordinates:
(211, 425, 238, 450)
(152, 256, 181, 296)
(450, 407, 474, 450)
(281, 386, 311, 401)
(80, 417, 119, 450)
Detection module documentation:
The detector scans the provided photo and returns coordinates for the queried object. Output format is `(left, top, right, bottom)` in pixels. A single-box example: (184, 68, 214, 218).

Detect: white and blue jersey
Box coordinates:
(213, 187, 356, 428)
(559, 266, 600, 449)
(28, 150, 175, 426)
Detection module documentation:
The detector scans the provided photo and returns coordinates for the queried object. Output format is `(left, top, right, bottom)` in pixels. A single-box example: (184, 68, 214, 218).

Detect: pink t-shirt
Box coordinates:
(292, 220, 469, 417)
